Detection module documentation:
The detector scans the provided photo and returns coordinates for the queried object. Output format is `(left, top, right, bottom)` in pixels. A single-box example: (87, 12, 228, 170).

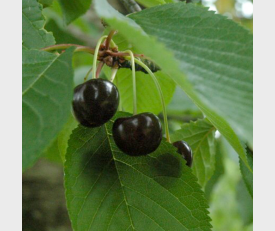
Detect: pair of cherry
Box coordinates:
(73, 78, 192, 167)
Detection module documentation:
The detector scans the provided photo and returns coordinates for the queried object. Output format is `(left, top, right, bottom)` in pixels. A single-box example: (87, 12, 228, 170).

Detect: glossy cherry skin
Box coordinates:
(73, 78, 119, 127)
(173, 141, 193, 167)
(112, 113, 162, 156)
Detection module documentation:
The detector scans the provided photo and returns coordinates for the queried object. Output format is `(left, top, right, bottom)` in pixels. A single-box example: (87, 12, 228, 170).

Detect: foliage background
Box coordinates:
(22, 0, 253, 230)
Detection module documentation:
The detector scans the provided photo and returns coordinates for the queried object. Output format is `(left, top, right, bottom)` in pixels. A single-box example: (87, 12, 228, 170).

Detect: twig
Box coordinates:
(105, 30, 117, 50)
(119, 0, 141, 13)
(41, 44, 96, 54)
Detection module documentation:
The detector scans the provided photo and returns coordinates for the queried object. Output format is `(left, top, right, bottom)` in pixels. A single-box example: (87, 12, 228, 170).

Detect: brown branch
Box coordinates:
(105, 30, 117, 50)
(41, 44, 144, 58)
(41, 44, 96, 54)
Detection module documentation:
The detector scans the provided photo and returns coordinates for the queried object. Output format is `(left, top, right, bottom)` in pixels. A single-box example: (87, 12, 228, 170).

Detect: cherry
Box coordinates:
(73, 78, 119, 127)
(173, 141, 193, 167)
(112, 113, 162, 156)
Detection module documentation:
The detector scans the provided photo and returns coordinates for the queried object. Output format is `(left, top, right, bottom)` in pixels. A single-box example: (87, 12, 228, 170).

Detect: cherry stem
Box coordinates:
(42, 44, 96, 54)
(109, 52, 143, 58)
(133, 58, 171, 143)
(124, 50, 137, 115)
(105, 30, 117, 50)
(92, 36, 108, 79)
(96, 62, 104, 78)
(84, 67, 93, 82)
(110, 68, 118, 82)
(114, 75, 123, 111)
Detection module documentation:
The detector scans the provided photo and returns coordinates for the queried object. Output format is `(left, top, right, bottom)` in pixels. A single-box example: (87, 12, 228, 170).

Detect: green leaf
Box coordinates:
(171, 119, 216, 188)
(167, 87, 201, 116)
(57, 115, 78, 162)
(240, 148, 253, 197)
(104, 68, 176, 115)
(43, 0, 102, 43)
(94, 0, 252, 172)
(45, 19, 84, 45)
(22, 0, 55, 49)
(43, 139, 63, 164)
(22, 48, 74, 171)
(129, 3, 253, 147)
(57, 0, 92, 25)
(119, 70, 176, 114)
(103, 30, 174, 115)
(38, 0, 54, 7)
(65, 112, 211, 231)
(204, 138, 225, 200)
(43, 115, 78, 164)
(209, 155, 252, 231)
(236, 179, 253, 225)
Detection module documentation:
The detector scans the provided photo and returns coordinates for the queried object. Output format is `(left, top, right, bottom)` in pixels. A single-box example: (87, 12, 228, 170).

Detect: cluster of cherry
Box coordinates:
(72, 77, 193, 167)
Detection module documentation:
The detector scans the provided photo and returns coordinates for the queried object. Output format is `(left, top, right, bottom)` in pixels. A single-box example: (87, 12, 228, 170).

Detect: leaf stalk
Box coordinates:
(124, 50, 137, 115)
(92, 36, 108, 79)
(133, 58, 171, 143)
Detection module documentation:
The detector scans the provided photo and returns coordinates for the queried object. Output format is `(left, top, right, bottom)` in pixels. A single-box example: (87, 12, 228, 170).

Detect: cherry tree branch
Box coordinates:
(119, 0, 141, 13)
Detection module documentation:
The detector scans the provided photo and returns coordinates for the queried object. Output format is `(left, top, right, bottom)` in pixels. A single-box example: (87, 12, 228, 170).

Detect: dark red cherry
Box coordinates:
(73, 78, 119, 127)
(112, 113, 162, 156)
(173, 141, 193, 167)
